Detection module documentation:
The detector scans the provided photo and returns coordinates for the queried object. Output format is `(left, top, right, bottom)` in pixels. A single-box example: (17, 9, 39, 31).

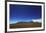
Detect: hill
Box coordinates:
(10, 21, 41, 28)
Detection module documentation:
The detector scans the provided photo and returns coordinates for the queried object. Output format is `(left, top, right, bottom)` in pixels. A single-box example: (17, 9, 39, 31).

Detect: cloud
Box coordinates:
(32, 19, 42, 23)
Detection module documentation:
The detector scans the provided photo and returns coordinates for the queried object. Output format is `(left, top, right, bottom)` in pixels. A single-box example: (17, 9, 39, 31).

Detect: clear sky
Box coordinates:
(9, 4, 41, 24)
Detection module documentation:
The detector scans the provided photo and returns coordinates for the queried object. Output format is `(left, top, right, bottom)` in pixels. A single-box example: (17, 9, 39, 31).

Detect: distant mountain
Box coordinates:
(10, 19, 42, 25)
(15, 21, 41, 24)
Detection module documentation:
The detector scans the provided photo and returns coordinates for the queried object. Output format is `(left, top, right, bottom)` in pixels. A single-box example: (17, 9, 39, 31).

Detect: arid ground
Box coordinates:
(10, 22, 41, 29)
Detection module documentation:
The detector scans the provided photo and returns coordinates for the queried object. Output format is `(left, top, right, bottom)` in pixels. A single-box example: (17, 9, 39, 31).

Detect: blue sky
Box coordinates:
(9, 4, 41, 24)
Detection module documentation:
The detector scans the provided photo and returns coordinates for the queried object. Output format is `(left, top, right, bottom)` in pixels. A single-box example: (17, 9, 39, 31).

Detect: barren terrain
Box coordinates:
(10, 22, 41, 29)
